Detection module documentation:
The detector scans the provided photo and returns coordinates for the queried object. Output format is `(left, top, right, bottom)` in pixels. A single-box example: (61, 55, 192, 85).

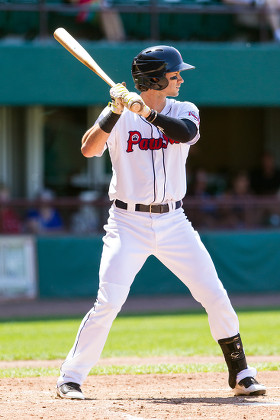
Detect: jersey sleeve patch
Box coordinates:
(187, 110, 200, 125)
(179, 102, 200, 128)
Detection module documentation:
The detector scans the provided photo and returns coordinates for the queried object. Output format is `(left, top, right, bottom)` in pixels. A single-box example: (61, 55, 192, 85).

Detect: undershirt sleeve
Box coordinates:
(150, 113, 198, 143)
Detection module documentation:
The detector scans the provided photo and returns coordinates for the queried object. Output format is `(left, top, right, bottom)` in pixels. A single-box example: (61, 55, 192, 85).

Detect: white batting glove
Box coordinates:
(122, 91, 151, 118)
(109, 83, 128, 115)
(108, 97, 124, 115)
(110, 83, 128, 100)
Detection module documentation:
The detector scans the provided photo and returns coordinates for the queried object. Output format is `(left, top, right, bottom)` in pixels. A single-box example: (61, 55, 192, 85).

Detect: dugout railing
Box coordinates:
(0, 0, 279, 41)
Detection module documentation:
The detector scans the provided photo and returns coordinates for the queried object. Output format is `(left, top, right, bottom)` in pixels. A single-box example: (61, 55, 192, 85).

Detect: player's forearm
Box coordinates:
(81, 124, 109, 157)
(147, 112, 198, 143)
(81, 108, 121, 157)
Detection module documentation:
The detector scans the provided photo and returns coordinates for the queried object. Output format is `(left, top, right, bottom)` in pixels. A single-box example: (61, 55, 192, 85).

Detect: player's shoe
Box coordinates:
(57, 382, 85, 400)
(234, 377, 266, 396)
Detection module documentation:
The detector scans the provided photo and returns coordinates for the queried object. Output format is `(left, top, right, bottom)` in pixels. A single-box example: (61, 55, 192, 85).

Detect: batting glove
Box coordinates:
(109, 97, 124, 115)
(122, 91, 151, 118)
(109, 83, 128, 115)
(110, 83, 128, 100)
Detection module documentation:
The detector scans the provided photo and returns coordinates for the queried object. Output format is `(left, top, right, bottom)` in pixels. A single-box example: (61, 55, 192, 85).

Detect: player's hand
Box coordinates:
(109, 97, 124, 115)
(110, 83, 128, 100)
(109, 82, 128, 115)
(121, 91, 151, 118)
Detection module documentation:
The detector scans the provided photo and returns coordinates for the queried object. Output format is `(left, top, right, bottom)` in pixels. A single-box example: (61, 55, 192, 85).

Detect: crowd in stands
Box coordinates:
(0, 184, 22, 234)
(187, 151, 280, 229)
(1, 151, 280, 234)
(65, 0, 280, 43)
(1, 0, 280, 43)
(0, 184, 105, 235)
(69, 0, 280, 43)
(222, 0, 280, 42)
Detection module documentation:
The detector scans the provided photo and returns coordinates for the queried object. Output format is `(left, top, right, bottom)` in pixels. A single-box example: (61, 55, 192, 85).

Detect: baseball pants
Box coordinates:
(58, 204, 243, 386)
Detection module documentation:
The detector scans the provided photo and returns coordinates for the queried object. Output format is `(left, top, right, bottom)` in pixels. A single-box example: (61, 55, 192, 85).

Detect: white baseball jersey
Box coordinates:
(96, 98, 200, 205)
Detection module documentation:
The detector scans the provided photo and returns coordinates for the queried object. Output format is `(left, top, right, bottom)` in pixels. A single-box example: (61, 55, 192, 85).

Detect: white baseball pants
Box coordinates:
(58, 204, 241, 386)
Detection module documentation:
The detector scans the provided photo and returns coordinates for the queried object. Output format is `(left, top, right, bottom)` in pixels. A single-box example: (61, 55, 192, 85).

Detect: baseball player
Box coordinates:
(57, 45, 266, 400)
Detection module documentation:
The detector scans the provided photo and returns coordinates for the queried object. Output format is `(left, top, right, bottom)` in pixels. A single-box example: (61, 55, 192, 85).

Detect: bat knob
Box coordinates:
(130, 101, 143, 113)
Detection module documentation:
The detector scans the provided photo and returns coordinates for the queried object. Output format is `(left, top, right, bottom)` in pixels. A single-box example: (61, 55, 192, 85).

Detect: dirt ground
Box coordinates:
(0, 296, 279, 419)
(0, 357, 279, 420)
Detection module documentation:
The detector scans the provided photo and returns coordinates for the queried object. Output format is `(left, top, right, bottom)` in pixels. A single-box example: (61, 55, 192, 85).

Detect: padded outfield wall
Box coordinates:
(0, 41, 280, 106)
(37, 231, 280, 298)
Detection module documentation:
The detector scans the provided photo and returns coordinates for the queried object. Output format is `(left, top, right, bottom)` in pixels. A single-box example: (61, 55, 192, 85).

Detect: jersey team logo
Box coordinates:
(126, 130, 180, 153)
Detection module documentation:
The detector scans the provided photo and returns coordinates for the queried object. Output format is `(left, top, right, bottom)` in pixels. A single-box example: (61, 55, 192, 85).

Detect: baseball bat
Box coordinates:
(53, 28, 143, 113)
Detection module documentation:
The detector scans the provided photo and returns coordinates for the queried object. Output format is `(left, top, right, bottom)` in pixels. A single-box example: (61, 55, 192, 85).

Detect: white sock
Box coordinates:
(236, 365, 257, 384)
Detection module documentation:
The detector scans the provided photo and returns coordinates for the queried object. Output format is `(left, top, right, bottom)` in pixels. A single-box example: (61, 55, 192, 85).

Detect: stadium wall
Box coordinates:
(37, 231, 280, 298)
(1, 42, 280, 106)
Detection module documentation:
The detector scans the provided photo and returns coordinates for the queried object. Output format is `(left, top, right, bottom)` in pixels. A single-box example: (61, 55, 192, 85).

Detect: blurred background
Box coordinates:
(0, 0, 280, 305)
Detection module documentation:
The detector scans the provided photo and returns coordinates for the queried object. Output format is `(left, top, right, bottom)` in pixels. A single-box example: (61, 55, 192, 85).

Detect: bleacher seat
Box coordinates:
(117, 0, 235, 41)
(0, 1, 39, 39)
(0, 0, 235, 41)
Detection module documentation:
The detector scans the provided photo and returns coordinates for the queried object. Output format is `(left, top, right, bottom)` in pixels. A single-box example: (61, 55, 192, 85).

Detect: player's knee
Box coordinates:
(93, 282, 130, 327)
(200, 287, 232, 310)
(93, 298, 123, 328)
(97, 282, 130, 307)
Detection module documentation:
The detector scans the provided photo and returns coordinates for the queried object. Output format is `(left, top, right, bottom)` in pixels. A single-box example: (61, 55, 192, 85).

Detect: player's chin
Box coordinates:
(169, 89, 180, 97)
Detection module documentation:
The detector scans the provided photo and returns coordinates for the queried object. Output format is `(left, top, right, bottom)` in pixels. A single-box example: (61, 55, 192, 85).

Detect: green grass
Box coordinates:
(0, 362, 279, 379)
(0, 309, 279, 377)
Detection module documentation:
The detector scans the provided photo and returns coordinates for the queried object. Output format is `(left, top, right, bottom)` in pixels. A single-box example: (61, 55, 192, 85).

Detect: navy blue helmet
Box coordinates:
(132, 45, 195, 92)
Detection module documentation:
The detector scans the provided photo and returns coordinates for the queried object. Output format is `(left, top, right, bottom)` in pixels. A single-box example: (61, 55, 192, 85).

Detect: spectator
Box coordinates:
(0, 183, 22, 234)
(70, 190, 100, 234)
(250, 151, 280, 195)
(65, 0, 97, 23)
(267, 0, 280, 41)
(250, 151, 280, 227)
(219, 170, 255, 229)
(65, 0, 125, 41)
(222, 0, 280, 42)
(25, 189, 64, 234)
(188, 169, 218, 228)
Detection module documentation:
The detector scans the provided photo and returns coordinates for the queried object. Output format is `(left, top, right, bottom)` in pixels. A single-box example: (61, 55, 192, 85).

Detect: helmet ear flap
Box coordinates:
(134, 76, 149, 92)
(151, 76, 169, 91)
(134, 76, 168, 92)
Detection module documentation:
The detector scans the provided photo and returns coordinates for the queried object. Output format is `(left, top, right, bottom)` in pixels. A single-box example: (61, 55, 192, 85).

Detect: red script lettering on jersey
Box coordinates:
(126, 131, 180, 153)
(188, 111, 200, 124)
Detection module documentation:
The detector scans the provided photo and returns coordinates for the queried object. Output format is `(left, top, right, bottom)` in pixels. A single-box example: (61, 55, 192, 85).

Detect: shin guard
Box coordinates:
(218, 333, 247, 388)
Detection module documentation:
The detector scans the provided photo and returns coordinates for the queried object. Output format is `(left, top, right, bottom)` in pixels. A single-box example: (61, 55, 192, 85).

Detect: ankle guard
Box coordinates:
(218, 333, 247, 388)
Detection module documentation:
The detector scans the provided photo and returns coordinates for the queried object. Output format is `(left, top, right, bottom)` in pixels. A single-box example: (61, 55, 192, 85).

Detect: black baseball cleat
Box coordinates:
(57, 382, 85, 400)
(234, 377, 266, 396)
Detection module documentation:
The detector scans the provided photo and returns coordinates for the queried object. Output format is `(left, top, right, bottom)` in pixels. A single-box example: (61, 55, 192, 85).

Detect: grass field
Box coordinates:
(0, 309, 279, 378)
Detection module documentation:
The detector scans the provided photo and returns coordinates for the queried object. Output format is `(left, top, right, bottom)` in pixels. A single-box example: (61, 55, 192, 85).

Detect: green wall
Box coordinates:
(1, 41, 280, 106)
(37, 231, 280, 298)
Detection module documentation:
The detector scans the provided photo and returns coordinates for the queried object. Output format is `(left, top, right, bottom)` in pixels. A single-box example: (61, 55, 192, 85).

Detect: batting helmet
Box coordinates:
(132, 45, 195, 92)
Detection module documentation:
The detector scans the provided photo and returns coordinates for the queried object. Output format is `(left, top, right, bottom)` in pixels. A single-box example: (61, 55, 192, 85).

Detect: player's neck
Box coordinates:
(141, 91, 167, 113)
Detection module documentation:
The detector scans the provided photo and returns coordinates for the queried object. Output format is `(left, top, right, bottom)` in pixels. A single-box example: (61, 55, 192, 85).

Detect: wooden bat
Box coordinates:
(53, 28, 143, 113)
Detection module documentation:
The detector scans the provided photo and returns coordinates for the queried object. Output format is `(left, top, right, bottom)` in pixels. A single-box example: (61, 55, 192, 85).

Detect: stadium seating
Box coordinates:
(0, 0, 240, 41)
(117, 0, 235, 41)
(0, 0, 82, 40)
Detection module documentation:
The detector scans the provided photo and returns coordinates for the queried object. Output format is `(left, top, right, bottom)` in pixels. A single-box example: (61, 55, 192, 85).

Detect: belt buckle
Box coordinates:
(149, 204, 152, 214)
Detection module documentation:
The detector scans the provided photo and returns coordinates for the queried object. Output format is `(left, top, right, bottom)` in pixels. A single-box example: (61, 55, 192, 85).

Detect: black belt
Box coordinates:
(115, 199, 182, 213)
